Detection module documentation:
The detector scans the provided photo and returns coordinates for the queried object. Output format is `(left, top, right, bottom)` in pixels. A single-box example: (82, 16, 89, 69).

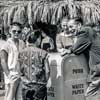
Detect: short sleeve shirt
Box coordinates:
(56, 32, 74, 50)
(1, 38, 25, 71)
(19, 46, 48, 84)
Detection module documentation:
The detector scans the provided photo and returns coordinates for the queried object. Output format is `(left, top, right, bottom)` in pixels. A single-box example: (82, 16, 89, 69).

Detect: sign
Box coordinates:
(62, 54, 89, 100)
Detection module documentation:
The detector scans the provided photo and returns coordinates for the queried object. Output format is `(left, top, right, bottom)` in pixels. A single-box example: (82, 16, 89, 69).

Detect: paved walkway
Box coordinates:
(0, 90, 5, 100)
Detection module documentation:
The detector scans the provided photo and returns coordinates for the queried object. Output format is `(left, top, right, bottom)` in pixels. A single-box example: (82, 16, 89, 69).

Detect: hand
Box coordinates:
(8, 72, 20, 85)
(61, 49, 71, 56)
(8, 72, 20, 80)
(92, 80, 100, 86)
(7, 74, 20, 90)
(10, 74, 20, 80)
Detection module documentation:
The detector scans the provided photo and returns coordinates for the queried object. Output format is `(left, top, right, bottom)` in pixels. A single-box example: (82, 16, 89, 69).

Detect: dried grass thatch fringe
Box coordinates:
(3, 9, 9, 30)
(2, 0, 100, 28)
(27, 1, 33, 25)
(8, 6, 18, 26)
(13, 5, 27, 25)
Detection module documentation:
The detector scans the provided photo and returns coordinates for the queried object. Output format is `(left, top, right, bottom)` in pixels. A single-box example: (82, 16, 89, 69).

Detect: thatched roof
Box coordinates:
(0, 0, 100, 29)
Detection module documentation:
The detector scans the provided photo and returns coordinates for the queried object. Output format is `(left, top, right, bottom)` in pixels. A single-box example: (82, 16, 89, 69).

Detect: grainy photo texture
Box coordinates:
(0, 0, 100, 100)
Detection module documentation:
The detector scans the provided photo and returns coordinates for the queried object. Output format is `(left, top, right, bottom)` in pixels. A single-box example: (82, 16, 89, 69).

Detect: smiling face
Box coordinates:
(23, 27, 31, 35)
(68, 19, 82, 35)
(61, 19, 69, 33)
(68, 20, 78, 34)
(9, 25, 22, 39)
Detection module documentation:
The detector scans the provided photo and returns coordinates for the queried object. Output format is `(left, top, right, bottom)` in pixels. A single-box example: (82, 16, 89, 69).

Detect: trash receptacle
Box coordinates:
(62, 54, 89, 100)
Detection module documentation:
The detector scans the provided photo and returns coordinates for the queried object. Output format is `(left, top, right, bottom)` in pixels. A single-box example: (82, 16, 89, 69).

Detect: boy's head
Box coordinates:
(23, 23, 31, 35)
(9, 22, 22, 39)
(68, 17, 83, 35)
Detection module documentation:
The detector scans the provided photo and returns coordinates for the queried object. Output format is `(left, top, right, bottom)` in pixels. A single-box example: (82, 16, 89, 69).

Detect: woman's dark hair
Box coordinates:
(27, 30, 41, 43)
(24, 23, 31, 28)
(10, 22, 22, 29)
(74, 17, 83, 25)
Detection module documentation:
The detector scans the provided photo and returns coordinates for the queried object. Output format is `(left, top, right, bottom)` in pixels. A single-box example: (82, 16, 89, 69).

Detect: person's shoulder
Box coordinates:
(82, 26, 96, 35)
(0, 40, 6, 45)
(81, 26, 94, 32)
(29, 47, 48, 59)
(77, 26, 94, 37)
(0, 39, 10, 53)
(7, 38, 16, 45)
(2, 38, 11, 46)
(7, 38, 12, 43)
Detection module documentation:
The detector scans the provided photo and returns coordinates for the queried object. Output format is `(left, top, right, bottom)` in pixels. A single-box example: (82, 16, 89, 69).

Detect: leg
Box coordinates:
(15, 81, 23, 100)
(4, 77, 20, 100)
(4, 84, 10, 100)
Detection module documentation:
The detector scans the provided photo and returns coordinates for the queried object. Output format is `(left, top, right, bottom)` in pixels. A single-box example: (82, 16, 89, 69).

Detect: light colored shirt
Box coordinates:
(56, 32, 74, 52)
(1, 38, 25, 84)
(1, 38, 25, 70)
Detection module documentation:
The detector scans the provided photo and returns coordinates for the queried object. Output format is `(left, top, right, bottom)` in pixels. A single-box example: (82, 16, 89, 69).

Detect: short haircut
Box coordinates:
(27, 30, 41, 43)
(10, 22, 22, 29)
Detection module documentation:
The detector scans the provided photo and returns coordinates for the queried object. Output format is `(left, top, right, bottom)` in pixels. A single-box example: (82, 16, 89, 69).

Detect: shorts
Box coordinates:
(22, 82, 47, 100)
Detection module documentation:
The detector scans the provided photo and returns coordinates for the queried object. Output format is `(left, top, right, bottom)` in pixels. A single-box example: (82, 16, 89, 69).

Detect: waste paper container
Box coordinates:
(62, 54, 89, 100)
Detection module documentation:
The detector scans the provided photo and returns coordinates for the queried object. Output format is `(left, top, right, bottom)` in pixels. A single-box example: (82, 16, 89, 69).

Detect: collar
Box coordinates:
(27, 43, 37, 47)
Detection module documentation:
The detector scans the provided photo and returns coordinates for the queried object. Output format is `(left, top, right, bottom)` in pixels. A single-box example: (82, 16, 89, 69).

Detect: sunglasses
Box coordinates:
(12, 30, 21, 34)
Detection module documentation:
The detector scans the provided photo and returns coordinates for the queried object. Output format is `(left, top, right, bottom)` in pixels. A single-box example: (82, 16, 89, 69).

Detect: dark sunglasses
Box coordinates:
(12, 30, 21, 34)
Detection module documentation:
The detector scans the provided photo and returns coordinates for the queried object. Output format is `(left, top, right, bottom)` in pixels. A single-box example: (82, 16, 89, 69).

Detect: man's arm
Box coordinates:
(0, 50, 9, 76)
(72, 30, 92, 54)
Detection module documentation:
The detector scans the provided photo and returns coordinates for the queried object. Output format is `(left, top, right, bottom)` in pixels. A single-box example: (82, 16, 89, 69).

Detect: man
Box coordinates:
(19, 31, 50, 100)
(56, 18, 75, 55)
(0, 22, 25, 100)
(67, 17, 100, 98)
